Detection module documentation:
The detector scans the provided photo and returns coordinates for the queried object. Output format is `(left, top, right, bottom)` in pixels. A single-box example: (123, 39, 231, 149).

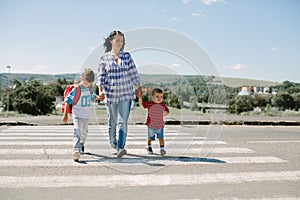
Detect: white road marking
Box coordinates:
(215, 197, 300, 200)
(248, 141, 300, 144)
(0, 156, 287, 167)
(0, 135, 198, 141)
(0, 147, 254, 155)
(0, 140, 226, 145)
(0, 171, 299, 188)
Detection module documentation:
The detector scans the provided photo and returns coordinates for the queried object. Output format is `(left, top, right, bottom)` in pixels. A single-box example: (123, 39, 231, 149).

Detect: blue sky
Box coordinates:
(0, 0, 299, 83)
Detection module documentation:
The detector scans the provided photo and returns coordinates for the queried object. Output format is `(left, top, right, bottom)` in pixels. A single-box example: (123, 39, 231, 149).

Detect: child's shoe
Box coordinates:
(147, 146, 153, 154)
(73, 150, 80, 162)
(160, 149, 166, 156)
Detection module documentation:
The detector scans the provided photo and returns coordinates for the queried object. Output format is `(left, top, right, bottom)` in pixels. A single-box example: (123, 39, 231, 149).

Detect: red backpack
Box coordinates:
(61, 84, 93, 114)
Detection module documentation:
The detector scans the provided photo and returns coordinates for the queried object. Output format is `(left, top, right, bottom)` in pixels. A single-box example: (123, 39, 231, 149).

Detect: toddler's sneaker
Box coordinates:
(147, 146, 153, 154)
(73, 151, 80, 162)
(117, 149, 127, 158)
(160, 149, 166, 156)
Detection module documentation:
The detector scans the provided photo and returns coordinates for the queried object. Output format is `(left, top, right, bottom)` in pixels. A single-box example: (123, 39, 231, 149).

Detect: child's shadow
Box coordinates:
(76, 152, 226, 166)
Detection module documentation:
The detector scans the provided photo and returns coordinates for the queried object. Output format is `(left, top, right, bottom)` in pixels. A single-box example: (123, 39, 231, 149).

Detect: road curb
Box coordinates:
(1, 120, 300, 126)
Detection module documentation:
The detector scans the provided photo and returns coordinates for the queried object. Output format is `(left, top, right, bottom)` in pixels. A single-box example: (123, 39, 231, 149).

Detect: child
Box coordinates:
(138, 88, 170, 156)
(62, 68, 104, 161)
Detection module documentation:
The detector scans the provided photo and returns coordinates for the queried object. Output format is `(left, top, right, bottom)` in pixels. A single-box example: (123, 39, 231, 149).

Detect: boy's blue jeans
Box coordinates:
(105, 100, 131, 150)
(73, 118, 89, 151)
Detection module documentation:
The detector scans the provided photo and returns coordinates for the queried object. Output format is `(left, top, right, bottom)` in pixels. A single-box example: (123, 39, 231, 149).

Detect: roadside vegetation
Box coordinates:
(0, 74, 299, 117)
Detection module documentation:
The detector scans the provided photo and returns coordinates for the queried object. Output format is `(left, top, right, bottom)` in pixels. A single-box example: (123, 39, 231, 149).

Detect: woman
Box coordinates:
(97, 30, 142, 158)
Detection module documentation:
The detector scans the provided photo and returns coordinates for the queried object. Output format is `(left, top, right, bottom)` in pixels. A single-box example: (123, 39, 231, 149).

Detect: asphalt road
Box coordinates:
(0, 125, 299, 200)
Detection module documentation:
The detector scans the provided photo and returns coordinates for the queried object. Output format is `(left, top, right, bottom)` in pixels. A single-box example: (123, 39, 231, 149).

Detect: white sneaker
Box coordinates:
(111, 147, 118, 155)
(73, 151, 80, 162)
(117, 149, 127, 158)
(160, 149, 166, 156)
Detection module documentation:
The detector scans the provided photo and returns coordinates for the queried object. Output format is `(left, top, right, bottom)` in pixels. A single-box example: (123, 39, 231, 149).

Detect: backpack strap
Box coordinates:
(72, 85, 93, 105)
(89, 84, 93, 94)
(72, 85, 81, 105)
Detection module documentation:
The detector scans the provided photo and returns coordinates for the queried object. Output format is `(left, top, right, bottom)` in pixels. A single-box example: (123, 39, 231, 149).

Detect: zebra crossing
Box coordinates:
(0, 125, 299, 199)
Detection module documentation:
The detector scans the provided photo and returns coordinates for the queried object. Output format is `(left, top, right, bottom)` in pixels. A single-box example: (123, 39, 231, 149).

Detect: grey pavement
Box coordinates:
(0, 125, 299, 199)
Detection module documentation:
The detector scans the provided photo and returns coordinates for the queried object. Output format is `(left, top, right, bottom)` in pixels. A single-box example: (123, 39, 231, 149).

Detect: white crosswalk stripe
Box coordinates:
(1, 171, 300, 188)
(0, 125, 298, 200)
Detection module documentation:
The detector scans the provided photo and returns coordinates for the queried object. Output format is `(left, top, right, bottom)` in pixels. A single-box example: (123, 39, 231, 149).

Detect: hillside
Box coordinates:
(211, 76, 280, 87)
(1, 73, 281, 89)
(0, 73, 78, 88)
(140, 74, 280, 88)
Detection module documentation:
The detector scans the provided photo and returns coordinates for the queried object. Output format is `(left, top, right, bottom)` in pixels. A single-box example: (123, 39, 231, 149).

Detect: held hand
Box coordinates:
(135, 87, 143, 98)
(96, 94, 105, 101)
(96, 92, 105, 101)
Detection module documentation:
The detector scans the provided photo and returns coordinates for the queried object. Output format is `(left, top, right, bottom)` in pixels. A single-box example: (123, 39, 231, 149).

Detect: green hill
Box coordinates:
(1, 73, 282, 89)
(211, 76, 279, 87)
(140, 74, 280, 88)
(0, 73, 78, 88)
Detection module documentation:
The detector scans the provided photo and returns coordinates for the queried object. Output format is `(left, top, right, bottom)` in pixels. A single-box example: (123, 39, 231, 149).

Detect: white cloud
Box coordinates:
(170, 17, 180, 22)
(171, 63, 181, 67)
(181, 0, 191, 4)
(202, 0, 226, 5)
(223, 64, 248, 71)
(32, 65, 47, 71)
(192, 10, 206, 17)
(271, 47, 280, 52)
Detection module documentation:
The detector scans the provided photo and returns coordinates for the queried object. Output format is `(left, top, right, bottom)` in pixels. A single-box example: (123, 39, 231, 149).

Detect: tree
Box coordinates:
(272, 92, 295, 111)
(47, 78, 71, 96)
(292, 93, 300, 111)
(252, 93, 272, 108)
(227, 95, 249, 114)
(4, 78, 55, 115)
(169, 93, 181, 109)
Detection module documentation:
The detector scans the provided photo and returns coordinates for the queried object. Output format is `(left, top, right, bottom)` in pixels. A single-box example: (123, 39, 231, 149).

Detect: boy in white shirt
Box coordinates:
(62, 68, 104, 161)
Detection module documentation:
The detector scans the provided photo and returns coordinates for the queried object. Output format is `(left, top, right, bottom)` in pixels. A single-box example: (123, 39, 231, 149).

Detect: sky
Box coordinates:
(0, 0, 299, 83)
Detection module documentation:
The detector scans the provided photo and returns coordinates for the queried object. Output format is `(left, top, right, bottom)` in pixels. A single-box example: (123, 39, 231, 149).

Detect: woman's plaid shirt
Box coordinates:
(97, 52, 140, 104)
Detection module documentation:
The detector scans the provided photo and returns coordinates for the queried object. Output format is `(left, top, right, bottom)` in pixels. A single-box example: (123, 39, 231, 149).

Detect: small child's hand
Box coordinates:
(163, 111, 169, 116)
(96, 94, 105, 101)
(62, 115, 68, 124)
(135, 87, 143, 98)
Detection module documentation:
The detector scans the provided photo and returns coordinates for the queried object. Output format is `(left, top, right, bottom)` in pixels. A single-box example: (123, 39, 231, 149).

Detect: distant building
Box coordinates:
(253, 86, 263, 93)
(237, 86, 250, 96)
(271, 88, 278, 95)
(263, 87, 270, 93)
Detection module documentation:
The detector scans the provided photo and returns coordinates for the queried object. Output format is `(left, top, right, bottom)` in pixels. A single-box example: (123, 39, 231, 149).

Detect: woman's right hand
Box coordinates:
(135, 87, 143, 98)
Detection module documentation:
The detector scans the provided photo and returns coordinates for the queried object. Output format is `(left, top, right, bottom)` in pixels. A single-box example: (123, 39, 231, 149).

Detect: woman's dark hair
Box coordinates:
(103, 30, 125, 53)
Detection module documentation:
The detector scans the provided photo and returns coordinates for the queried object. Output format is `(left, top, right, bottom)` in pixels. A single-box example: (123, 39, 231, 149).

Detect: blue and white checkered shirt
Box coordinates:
(97, 51, 140, 104)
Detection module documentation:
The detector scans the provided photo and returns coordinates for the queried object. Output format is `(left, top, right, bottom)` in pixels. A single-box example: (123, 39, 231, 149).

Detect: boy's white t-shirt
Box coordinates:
(65, 85, 96, 119)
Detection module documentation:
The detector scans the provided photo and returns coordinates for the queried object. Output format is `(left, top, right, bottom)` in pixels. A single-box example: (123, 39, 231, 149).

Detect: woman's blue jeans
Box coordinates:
(105, 100, 131, 150)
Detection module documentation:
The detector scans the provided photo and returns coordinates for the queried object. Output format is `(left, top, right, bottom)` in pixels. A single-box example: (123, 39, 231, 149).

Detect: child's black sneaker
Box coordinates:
(147, 146, 153, 154)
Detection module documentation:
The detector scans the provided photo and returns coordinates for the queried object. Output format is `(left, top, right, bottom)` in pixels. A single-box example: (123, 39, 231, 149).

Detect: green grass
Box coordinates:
(0, 111, 30, 117)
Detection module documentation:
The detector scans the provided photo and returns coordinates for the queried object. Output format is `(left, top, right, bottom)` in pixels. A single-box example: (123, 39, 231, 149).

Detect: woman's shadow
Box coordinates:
(75, 151, 226, 166)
